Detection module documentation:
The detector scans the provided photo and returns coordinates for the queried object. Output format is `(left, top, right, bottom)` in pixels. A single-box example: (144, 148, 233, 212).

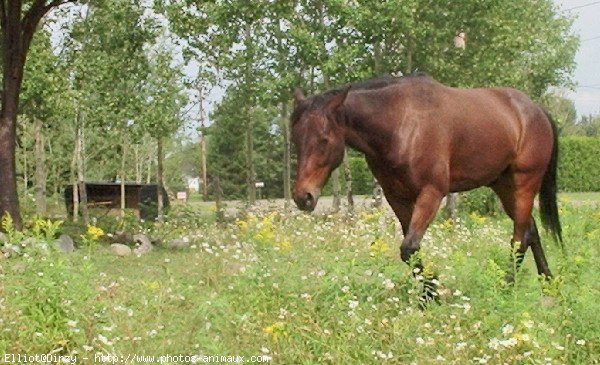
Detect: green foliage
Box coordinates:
(575, 114, 600, 137)
(540, 93, 578, 134)
(207, 87, 284, 199)
(1, 213, 25, 245)
(1, 252, 98, 355)
(558, 136, 600, 192)
(460, 188, 500, 216)
(30, 218, 64, 242)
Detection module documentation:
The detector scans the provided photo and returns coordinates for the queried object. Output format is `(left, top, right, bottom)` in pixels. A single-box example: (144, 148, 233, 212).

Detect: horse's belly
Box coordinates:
(448, 155, 512, 192)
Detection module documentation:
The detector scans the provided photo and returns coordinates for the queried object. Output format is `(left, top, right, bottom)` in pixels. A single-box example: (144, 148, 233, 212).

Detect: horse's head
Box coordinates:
(290, 86, 350, 212)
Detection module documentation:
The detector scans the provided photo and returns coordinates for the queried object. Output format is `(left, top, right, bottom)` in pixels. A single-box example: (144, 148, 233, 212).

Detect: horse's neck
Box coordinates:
(341, 96, 395, 158)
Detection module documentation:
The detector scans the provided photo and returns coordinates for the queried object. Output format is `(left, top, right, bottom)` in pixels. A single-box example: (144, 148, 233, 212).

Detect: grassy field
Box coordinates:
(1, 201, 599, 364)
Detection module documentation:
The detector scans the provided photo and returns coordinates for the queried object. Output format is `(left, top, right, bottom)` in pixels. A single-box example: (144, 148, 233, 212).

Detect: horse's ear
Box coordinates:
(326, 85, 351, 110)
(293, 87, 306, 105)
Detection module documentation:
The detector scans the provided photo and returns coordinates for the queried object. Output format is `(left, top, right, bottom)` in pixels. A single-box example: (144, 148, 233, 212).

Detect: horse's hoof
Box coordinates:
(418, 286, 440, 309)
(504, 272, 516, 284)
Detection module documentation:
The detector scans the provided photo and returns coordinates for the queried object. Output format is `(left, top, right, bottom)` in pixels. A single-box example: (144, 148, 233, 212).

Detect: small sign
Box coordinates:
(255, 182, 265, 188)
(176, 191, 187, 201)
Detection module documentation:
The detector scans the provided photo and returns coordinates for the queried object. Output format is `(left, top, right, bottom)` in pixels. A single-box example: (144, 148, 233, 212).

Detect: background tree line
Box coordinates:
(3, 0, 598, 227)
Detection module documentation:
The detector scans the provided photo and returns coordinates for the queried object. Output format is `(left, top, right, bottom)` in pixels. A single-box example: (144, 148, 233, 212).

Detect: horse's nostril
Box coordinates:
(305, 192, 314, 207)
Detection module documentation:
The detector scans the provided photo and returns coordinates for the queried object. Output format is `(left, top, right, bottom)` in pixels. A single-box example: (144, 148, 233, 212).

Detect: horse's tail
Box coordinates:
(539, 109, 563, 247)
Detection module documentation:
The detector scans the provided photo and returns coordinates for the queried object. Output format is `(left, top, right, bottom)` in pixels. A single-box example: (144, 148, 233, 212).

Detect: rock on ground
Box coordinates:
(133, 233, 153, 255)
(110, 243, 132, 257)
(167, 237, 190, 249)
(55, 234, 75, 253)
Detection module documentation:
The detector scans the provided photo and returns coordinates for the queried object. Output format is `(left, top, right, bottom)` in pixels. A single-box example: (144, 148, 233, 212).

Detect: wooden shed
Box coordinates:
(64, 182, 169, 220)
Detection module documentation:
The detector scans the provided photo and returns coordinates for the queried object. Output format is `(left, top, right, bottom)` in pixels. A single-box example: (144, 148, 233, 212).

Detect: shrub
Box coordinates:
(459, 188, 499, 216)
(558, 136, 600, 192)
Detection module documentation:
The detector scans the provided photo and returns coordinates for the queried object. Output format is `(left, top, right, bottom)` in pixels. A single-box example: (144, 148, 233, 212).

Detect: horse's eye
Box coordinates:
(319, 138, 329, 150)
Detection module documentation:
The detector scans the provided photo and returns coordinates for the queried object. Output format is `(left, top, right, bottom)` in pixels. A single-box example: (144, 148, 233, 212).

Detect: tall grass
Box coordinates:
(1, 204, 599, 364)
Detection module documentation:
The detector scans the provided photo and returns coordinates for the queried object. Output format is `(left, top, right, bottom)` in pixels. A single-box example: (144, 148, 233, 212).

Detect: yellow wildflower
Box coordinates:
(237, 219, 249, 232)
(469, 212, 487, 225)
(277, 240, 292, 252)
(263, 321, 286, 341)
(370, 238, 390, 254)
(87, 225, 105, 240)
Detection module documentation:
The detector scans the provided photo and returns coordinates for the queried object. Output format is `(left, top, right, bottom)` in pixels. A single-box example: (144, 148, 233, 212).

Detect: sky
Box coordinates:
(554, 0, 600, 116)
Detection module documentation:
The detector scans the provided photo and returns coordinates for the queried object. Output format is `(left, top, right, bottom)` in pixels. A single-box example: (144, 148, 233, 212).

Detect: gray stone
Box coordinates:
(541, 295, 557, 308)
(167, 237, 190, 249)
(113, 231, 134, 244)
(133, 234, 153, 255)
(12, 262, 26, 273)
(20, 237, 38, 247)
(2, 244, 21, 257)
(110, 243, 132, 257)
(55, 234, 75, 253)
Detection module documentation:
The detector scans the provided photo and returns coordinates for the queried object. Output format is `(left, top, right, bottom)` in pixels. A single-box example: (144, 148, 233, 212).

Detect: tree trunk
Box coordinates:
(120, 136, 127, 218)
(372, 178, 383, 208)
(444, 193, 459, 221)
(344, 149, 354, 213)
(157, 137, 164, 221)
(0, 0, 71, 229)
(0, 6, 24, 229)
(406, 35, 414, 75)
(70, 137, 79, 223)
(243, 23, 256, 205)
(76, 124, 89, 225)
(245, 110, 256, 204)
(34, 118, 46, 215)
(22, 135, 28, 194)
(0, 110, 21, 228)
(373, 42, 383, 75)
(134, 145, 142, 183)
(200, 135, 208, 199)
(282, 102, 291, 210)
(331, 168, 341, 212)
(146, 154, 152, 184)
(214, 175, 224, 222)
(198, 83, 209, 200)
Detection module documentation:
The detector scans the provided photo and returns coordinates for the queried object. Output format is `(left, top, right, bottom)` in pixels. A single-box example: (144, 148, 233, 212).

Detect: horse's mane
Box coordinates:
(291, 73, 431, 123)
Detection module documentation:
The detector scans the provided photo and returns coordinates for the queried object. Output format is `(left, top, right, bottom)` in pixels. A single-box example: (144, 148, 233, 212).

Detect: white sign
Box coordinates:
(176, 191, 187, 200)
(255, 182, 265, 188)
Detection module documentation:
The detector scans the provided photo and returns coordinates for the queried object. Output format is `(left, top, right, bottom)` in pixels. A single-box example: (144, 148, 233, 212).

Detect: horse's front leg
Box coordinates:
(400, 185, 445, 304)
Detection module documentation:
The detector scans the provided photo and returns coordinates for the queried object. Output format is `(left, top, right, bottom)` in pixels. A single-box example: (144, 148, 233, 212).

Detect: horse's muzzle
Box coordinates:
(293, 191, 317, 212)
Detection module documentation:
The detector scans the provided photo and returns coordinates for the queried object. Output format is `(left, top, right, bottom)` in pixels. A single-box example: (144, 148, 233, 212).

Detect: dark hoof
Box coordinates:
(505, 272, 516, 285)
(418, 281, 440, 309)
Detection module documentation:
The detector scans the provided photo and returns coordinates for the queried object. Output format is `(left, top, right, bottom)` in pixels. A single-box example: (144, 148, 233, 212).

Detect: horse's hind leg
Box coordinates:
(491, 174, 539, 282)
(526, 220, 553, 279)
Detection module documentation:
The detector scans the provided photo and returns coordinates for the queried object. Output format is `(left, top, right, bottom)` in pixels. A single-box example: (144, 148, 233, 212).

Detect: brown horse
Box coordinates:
(291, 74, 562, 299)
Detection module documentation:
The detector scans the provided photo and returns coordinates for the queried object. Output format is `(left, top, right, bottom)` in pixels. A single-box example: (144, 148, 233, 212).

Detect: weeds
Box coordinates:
(0, 204, 598, 364)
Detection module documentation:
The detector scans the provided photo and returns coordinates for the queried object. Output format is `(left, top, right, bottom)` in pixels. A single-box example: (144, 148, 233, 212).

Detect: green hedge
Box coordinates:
(558, 136, 600, 192)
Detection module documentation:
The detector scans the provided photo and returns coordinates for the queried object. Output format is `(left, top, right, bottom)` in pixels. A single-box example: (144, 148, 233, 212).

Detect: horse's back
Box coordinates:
(373, 79, 553, 192)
